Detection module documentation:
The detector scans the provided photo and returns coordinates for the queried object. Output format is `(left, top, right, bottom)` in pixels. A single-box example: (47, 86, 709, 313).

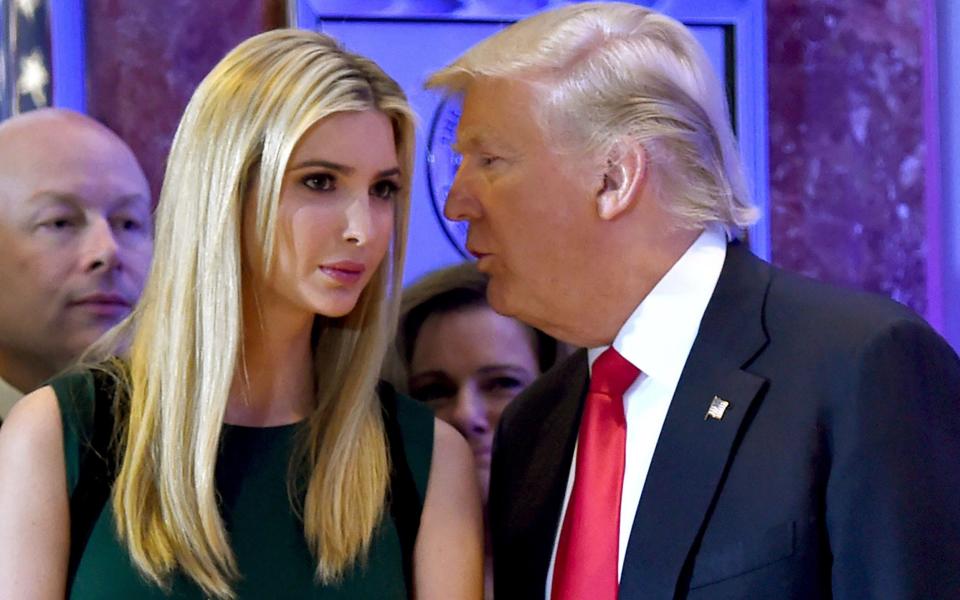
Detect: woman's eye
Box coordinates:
(479, 155, 501, 167)
(370, 179, 400, 201)
(483, 376, 526, 394)
(302, 173, 335, 191)
(409, 382, 455, 403)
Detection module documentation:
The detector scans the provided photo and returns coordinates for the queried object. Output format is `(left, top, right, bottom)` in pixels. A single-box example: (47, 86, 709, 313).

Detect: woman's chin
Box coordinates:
(308, 296, 363, 319)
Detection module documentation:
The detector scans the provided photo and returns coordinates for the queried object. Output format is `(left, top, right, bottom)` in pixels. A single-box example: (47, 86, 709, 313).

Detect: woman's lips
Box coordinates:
(320, 261, 366, 285)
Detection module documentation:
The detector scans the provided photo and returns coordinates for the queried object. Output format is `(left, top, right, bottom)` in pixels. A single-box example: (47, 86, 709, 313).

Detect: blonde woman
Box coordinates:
(0, 29, 483, 599)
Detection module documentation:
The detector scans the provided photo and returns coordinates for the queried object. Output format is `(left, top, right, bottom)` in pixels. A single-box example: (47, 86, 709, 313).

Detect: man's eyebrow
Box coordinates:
(452, 131, 485, 154)
(24, 191, 88, 215)
(27, 191, 149, 209)
(110, 194, 152, 211)
(17, 193, 149, 225)
(27, 190, 71, 204)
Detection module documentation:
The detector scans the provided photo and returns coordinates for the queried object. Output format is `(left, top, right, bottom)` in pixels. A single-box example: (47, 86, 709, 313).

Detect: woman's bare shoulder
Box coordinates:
(414, 418, 484, 599)
(0, 386, 63, 460)
(0, 385, 70, 597)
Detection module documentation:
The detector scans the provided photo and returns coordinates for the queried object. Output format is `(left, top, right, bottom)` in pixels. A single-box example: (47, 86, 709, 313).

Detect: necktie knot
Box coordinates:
(589, 346, 640, 398)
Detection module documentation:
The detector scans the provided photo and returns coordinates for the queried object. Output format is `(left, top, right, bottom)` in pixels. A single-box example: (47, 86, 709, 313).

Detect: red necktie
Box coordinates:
(552, 347, 640, 600)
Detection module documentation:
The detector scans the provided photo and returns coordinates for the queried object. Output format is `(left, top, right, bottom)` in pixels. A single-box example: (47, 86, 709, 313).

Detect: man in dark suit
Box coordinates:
(427, 3, 960, 599)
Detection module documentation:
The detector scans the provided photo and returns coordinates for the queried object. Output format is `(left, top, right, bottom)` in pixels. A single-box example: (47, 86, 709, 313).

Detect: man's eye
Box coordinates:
(479, 155, 501, 167)
(370, 179, 400, 201)
(114, 217, 143, 231)
(41, 217, 77, 230)
(303, 173, 335, 191)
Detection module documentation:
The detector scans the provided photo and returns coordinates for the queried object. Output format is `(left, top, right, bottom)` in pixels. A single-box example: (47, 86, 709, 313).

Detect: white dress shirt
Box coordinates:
(545, 227, 727, 596)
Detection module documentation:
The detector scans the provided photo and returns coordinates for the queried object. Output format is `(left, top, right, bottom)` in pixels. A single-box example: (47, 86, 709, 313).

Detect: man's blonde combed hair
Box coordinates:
(86, 29, 415, 598)
(427, 1, 757, 235)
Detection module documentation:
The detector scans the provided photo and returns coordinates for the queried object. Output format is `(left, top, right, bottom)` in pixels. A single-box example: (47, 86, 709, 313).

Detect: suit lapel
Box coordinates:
(619, 243, 771, 599)
(507, 349, 590, 589)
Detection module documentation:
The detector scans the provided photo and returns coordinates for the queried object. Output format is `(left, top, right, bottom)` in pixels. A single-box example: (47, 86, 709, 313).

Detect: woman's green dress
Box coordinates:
(52, 370, 433, 599)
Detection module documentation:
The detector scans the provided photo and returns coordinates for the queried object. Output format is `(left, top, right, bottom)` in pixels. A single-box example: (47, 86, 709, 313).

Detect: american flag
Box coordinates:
(705, 396, 730, 421)
(0, 0, 52, 120)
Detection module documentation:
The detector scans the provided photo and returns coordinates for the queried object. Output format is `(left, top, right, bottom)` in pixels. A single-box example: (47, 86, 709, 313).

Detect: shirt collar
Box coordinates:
(588, 226, 727, 389)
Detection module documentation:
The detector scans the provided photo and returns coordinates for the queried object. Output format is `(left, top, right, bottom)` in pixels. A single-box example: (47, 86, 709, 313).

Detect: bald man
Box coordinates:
(0, 109, 153, 423)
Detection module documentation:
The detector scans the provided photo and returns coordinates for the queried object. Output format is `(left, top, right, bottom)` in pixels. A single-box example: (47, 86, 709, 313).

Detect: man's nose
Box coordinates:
(83, 217, 120, 273)
(444, 165, 482, 222)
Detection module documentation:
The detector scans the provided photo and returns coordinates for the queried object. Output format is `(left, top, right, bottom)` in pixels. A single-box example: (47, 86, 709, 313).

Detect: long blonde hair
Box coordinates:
(427, 2, 757, 235)
(88, 29, 415, 598)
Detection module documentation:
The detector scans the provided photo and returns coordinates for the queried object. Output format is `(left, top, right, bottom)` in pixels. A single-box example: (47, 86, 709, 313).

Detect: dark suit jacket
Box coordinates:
(489, 243, 960, 599)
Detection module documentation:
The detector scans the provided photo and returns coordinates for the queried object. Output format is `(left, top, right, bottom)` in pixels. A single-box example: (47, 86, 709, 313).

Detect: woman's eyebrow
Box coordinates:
(287, 160, 401, 180)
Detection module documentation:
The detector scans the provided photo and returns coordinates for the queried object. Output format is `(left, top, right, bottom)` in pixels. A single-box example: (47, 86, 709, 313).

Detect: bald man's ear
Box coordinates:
(595, 140, 646, 221)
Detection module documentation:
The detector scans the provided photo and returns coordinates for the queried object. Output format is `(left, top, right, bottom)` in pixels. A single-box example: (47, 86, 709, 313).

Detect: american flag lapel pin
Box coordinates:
(704, 396, 730, 421)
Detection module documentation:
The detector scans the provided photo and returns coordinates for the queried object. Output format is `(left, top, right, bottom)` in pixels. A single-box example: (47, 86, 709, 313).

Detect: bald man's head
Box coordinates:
(0, 109, 153, 400)
(0, 109, 147, 199)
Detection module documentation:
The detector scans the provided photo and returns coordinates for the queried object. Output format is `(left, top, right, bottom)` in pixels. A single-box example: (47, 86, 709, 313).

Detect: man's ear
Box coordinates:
(595, 140, 646, 221)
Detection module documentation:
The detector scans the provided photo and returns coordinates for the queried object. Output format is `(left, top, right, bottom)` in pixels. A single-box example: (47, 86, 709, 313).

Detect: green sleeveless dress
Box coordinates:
(52, 370, 434, 599)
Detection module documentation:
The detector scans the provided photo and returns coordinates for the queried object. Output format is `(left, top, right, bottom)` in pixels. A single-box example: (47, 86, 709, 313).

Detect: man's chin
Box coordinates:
(485, 287, 516, 319)
(486, 281, 543, 330)
(63, 324, 126, 354)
